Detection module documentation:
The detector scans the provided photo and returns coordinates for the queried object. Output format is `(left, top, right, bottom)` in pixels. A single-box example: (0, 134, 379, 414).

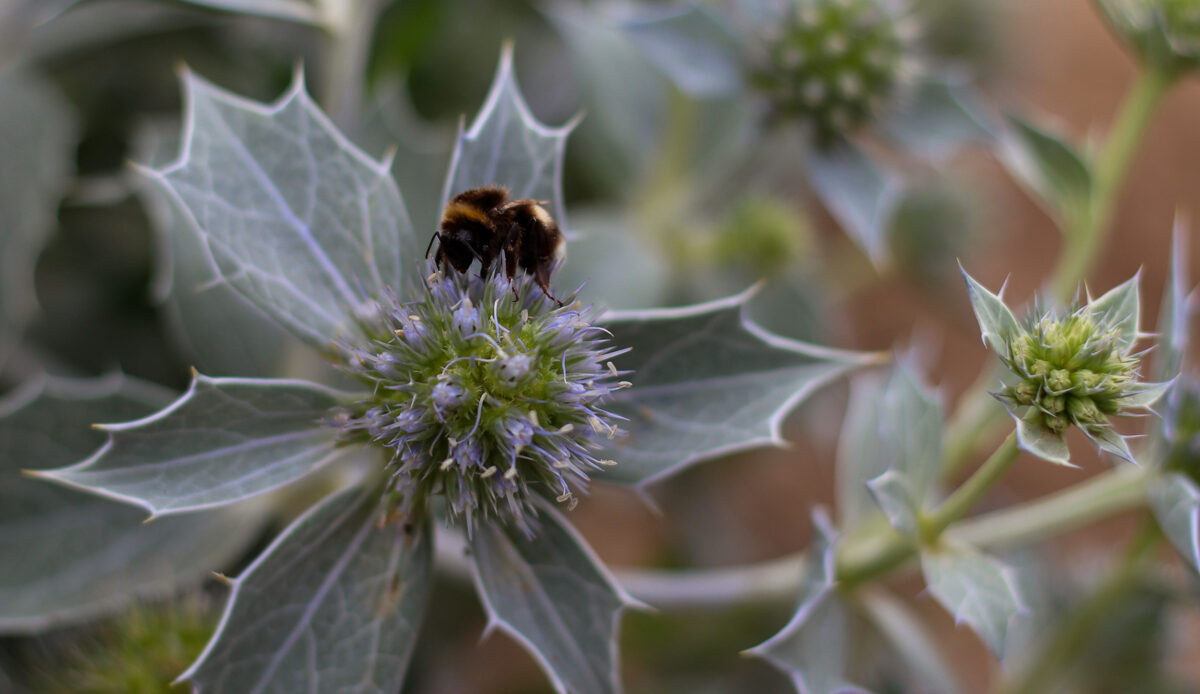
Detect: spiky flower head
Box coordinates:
(330, 263, 627, 535)
(752, 0, 918, 146)
(964, 270, 1170, 465)
(1097, 0, 1200, 75)
(999, 308, 1144, 437)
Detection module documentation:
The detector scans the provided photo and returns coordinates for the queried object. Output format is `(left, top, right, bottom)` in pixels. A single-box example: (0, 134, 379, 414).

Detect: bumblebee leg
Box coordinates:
(535, 264, 563, 306)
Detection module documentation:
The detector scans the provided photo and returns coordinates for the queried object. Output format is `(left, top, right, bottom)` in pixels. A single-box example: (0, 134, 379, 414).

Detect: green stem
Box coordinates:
(433, 467, 1151, 609)
(1051, 66, 1173, 300)
(954, 466, 1148, 548)
(838, 434, 1020, 586)
(922, 433, 1019, 540)
(940, 371, 1007, 478)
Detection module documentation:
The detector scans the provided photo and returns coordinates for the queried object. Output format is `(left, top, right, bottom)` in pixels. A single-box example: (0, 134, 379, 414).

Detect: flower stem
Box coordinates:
(431, 467, 1149, 609)
(953, 465, 1148, 548)
(941, 371, 1007, 478)
(1050, 65, 1172, 301)
(838, 434, 1020, 587)
(922, 432, 1019, 540)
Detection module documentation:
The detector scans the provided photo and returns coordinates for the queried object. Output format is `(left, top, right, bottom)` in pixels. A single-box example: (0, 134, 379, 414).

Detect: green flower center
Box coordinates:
(1003, 312, 1139, 433)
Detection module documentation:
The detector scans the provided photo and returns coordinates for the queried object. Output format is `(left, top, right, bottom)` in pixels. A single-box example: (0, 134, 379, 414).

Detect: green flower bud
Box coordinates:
(1044, 412, 1070, 434)
(1097, 0, 1200, 75)
(1068, 396, 1106, 425)
(1010, 379, 1038, 406)
(1047, 368, 1073, 393)
(753, 0, 917, 145)
(967, 269, 1171, 464)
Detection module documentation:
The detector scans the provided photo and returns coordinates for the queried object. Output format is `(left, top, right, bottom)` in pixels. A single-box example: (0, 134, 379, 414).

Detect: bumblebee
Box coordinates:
(429, 185, 566, 304)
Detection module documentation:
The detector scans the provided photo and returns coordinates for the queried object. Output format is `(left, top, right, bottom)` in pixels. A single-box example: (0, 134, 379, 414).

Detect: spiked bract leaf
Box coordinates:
(0, 375, 259, 632)
(1152, 219, 1191, 384)
(961, 266, 1020, 357)
(856, 365, 944, 535)
(442, 43, 574, 227)
(881, 77, 996, 161)
(136, 120, 295, 379)
(1150, 472, 1200, 572)
(34, 374, 349, 516)
(469, 503, 637, 694)
(182, 485, 433, 694)
(145, 69, 416, 349)
(599, 290, 879, 486)
(921, 544, 1027, 657)
(619, 3, 742, 97)
(747, 511, 869, 694)
(804, 142, 903, 268)
(1000, 115, 1092, 228)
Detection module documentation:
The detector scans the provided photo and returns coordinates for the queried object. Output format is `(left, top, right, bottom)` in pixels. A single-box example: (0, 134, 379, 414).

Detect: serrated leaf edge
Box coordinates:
(470, 501, 644, 694)
(602, 288, 885, 488)
(137, 66, 407, 346)
(440, 42, 581, 228)
(27, 372, 358, 517)
(177, 483, 411, 691)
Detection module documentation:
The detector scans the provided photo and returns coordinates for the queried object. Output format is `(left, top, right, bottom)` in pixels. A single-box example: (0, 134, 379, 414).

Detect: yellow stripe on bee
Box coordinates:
(444, 201, 491, 225)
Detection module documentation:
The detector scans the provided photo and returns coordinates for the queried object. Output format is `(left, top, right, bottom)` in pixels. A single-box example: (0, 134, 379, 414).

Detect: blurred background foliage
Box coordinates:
(1, 0, 1200, 692)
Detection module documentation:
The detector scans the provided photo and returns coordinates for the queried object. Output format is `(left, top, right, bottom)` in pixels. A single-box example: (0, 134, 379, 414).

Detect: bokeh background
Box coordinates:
(2, 0, 1200, 692)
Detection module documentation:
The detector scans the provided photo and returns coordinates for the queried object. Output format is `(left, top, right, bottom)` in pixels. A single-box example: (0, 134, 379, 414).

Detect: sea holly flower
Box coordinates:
(551, 0, 995, 269)
(23, 47, 874, 694)
(332, 266, 628, 536)
(1097, 0, 1200, 75)
(962, 266, 1172, 466)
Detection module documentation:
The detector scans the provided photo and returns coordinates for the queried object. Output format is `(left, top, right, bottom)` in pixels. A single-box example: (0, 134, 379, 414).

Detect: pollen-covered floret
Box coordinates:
(329, 263, 628, 535)
(753, 0, 917, 145)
